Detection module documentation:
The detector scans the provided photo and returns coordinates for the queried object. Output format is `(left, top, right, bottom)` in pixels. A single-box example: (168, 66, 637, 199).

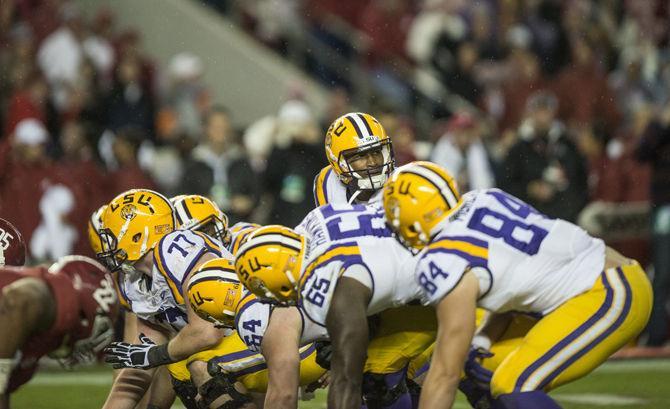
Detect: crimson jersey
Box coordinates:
(0, 266, 83, 392)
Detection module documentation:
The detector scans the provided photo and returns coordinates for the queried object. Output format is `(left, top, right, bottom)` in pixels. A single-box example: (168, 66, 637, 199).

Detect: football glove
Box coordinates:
(464, 347, 494, 388)
(103, 333, 172, 369)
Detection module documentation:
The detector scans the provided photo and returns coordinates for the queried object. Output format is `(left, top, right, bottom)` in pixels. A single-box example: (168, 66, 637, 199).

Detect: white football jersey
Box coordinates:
(235, 290, 327, 353)
(116, 229, 228, 332)
(294, 203, 421, 342)
(417, 189, 605, 314)
(313, 166, 383, 207)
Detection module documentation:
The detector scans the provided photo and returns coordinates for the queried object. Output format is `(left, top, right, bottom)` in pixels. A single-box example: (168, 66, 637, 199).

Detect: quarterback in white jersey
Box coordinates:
(313, 112, 394, 206)
(383, 162, 652, 409)
(234, 205, 437, 409)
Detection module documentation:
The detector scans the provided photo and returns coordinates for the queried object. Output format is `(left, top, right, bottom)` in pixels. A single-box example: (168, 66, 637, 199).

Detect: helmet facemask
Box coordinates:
(196, 216, 231, 249)
(96, 229, 128, 273)
(338, 139, 395, 192)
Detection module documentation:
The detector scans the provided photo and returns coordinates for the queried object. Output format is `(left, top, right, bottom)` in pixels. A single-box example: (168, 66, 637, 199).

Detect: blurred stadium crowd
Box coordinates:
(1, 0, 670, 345)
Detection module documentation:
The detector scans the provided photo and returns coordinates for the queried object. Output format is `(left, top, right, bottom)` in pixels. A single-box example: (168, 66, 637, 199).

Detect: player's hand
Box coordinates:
(464, 347, 494, 388)
(103, 333, 171, 369)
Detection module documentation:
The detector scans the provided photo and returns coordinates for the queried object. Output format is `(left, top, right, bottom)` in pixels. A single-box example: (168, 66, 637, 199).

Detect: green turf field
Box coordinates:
(10, 359, 670, 408)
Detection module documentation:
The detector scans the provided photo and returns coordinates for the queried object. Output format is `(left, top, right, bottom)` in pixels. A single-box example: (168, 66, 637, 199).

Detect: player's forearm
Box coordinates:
(419, 370, 460, 409)
(102, 368, 155, 409)
(265, 382, 298, 409)
(264, 360, 300, 409)
(167, 323, 223, 362)
(328, 375, 362, 409)
(328, 327, 367, 409)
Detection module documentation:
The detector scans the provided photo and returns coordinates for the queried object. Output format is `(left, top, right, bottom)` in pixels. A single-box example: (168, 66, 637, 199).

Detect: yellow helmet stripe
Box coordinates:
(174, 200, 191, 226)
(188, 270, 238, 286)
(354, 112, 374, 136)
(402, 165, 459, 208)
(236, 232, 302, 259)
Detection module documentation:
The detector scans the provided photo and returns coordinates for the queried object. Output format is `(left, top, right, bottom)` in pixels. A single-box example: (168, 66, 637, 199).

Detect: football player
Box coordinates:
(313, 112, 394, 206)
(0, 218, 26, 267)
(313, 113, 438, 394)
(88, 204, 177, 409)
(171, 195, 232, 250)
(382, 162, 652, 409)
(95, 189, 240, 409)
(0, 256, 118, 409)
(234, 206, 437, 409)
(186, 258, 327, 408)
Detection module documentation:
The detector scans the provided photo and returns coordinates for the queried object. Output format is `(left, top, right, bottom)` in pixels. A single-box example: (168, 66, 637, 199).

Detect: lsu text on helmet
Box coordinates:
(325, 112, 394, 192)
(172, 194, 231, 248)
(383, 161, 461, 250)
(0, 217, 26, 266)
(234, 225, 305, 306)
(187, 258, 242, 328)
(98, 189, 175, 272)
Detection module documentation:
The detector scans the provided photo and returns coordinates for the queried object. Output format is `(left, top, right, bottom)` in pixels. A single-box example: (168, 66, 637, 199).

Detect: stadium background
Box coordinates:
(1, 0, 669, 407)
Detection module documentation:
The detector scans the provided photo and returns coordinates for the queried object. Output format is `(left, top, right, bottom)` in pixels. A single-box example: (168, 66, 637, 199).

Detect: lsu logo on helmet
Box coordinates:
(98, 189, 175, 271)
(234, 225, 305, 305)
(325, 112, 395, 191)
(187, 258, 242, 328)
(383, 161, 461, 249)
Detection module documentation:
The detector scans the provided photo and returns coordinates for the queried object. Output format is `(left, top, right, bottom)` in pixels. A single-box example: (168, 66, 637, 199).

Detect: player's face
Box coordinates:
(347, 148, 384, 175)
(132, 252, 154, 276)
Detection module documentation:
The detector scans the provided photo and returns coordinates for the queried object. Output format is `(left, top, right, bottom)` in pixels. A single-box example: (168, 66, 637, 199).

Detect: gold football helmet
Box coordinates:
(187, 258, 242, 328)
(383, 161, 461, 250)
(87, 205, 107, 254)
(325, 112, 394, 191)
(171, 194, 231, 248)
(227, 222, 261, 255)
(98, 189, 175, 271)
(234, 225, 305, 305)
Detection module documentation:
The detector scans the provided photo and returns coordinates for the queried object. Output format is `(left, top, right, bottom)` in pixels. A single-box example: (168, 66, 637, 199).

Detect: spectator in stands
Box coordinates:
(265, 100, 324, 226)
(358, 0, 414, 111)
(107, 127, 156, 197)
(0, 23, 37, 117)
(500, 91, 588, 222)
(104, 53, 155, 137)
(82, 8, 116, 86)
(440, 41, 482, 105)
(36, 3, 85, 111)
(431, 111, 495, 192)
(164, 52, 211, 137)
(4, 72, 50, 137)
(0, 118, 88, 261)
(498, 36, 548, 133)
(636, 103, 670, 346)
(553, 35, 620, 133)
(393, 119, 417, 166)
(179, 106, 259, 222)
